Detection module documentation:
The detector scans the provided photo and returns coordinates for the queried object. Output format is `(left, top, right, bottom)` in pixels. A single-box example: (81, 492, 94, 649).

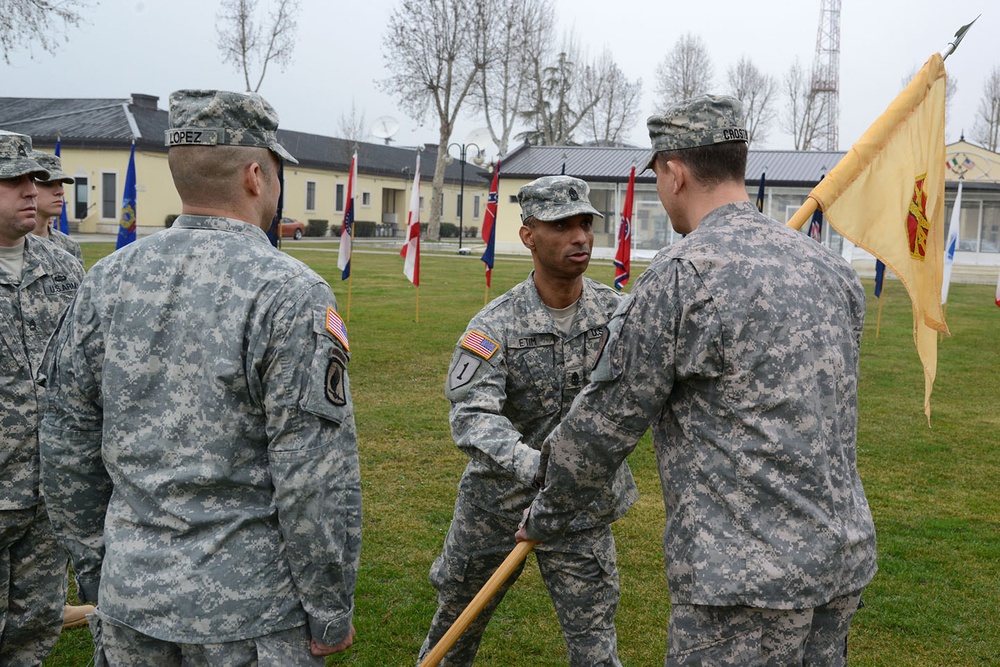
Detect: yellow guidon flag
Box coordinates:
(788, 53, 948, 422)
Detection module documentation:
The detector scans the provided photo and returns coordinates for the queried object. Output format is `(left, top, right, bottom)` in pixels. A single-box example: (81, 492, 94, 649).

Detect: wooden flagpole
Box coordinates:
(418, 541, 536, 667)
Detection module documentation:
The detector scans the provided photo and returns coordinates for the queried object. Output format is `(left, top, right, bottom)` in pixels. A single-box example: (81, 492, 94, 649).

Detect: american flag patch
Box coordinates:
(461, 330, 498, 360)
(326, 308, 350, 352)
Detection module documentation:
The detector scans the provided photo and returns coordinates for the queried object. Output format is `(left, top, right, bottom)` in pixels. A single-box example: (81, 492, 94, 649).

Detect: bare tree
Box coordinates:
(0, 0, 86, 64)
(518, 35, 608, 146)
(653, 32, 713, 111)
(972, 65, 1000, 152)
(782, 58, 827, 151)
(216, 0, 299, 93)
(727, 55, 776, 147)
(338, 100, 367, 145)
(380, 0, 492, 239)
(581, 51, 642, 146)
(471, 0, 551, 155)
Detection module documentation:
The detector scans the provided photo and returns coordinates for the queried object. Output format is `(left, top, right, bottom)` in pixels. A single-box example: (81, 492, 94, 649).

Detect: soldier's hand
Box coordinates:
(310, 624, 355, 656)
(514, 506, 534, 543)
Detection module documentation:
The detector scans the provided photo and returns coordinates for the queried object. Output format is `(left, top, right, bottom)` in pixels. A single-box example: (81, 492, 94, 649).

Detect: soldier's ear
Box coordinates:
(519, 224, 535, 250)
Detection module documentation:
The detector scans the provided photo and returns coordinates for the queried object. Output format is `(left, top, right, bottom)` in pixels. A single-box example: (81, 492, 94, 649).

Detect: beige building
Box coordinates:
(0, 94, 490, 239)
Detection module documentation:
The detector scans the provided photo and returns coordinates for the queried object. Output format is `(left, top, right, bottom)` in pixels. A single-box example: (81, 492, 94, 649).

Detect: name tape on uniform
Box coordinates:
(165, 128, 221, 147)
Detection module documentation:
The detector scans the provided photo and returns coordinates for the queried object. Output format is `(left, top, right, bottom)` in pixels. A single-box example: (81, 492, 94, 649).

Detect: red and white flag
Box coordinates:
(995, 269, 1000, 307)
(401, 153, 421, 286)
(613, 166, 635, 290)
(337, 151, 357, 280)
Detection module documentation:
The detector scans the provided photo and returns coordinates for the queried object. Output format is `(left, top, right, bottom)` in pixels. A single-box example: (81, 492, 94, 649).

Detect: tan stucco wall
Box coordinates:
(38, 143, 489, 238)
(34, 145, 181, 235)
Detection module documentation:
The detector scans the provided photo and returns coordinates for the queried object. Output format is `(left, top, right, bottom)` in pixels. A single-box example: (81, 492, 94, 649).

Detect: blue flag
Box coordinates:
(115, 143, 137, 249)
(54, 138, 70, 235)
(874, 260, 886, 298)
(755, 172, 766, 213)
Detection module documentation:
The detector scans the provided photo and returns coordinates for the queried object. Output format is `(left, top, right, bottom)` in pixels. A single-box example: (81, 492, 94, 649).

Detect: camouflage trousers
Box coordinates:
(665, 589, 864, 667)
(0, 504, 68, 667)
(417, 497, 622, 667)
(89, 610, 323, 667)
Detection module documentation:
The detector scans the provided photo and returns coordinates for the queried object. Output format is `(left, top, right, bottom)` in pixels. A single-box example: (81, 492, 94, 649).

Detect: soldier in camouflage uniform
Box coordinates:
(418, 176, 638, 667)
(29, 151, 84, 265)
(38, 90, 362, 666)
(517, 96, 877, 666)
(0, 131, 84, 665)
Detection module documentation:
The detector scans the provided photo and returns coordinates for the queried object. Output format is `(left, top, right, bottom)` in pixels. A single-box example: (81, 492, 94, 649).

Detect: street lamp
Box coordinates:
(447, 141, 483, 251)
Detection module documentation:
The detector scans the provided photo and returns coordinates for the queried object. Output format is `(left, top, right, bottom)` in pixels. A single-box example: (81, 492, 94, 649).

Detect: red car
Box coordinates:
(280, 217, 306, 240)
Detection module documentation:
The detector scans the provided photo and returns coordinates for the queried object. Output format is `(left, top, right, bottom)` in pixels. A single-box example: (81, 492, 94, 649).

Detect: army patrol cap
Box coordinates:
(517, 175, 603, 223)
(31, 151, 74, 184)
(165, 89, 298, 164)
(643, 94, 747, 171)
(0, 131, 50, 180)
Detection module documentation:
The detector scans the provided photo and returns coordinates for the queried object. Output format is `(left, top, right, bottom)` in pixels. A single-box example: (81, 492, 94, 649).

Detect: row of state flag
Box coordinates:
(84, 98, 1000, 323)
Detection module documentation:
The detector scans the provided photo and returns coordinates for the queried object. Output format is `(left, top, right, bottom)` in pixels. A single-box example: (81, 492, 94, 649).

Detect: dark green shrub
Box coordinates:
(440, 222, 458, 238)
(165, 214, 179, 227)
(306, 219, 329, 237)
(354, 220, 377, 237)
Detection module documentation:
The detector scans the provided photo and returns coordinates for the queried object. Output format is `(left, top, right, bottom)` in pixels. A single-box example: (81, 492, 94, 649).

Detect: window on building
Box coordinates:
(306, 181, 317, 211)
(73, 176, 89, 220)
(419, 196, 425, 211)
(473, 195, 481, 218)
(361, 191, 371, 207)
(955, 199, 981, 252)
(509, 195, 518, 204)
(101, 172, 117, 219)
(335, 183, 345, 212)
(457, 193, 463, 217)
(981, 202, 1000, 253)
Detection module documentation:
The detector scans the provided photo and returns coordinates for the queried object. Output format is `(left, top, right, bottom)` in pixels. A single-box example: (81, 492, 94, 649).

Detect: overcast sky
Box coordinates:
(2, 0, 995, 161)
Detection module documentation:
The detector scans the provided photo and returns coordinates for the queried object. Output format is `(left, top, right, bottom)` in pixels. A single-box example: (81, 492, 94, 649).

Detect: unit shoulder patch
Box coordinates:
(448, 352, 482, 391)
(325, 352, 348, 406)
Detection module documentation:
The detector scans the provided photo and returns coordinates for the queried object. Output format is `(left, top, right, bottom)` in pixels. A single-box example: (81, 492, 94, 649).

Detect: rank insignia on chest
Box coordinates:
(460, 330, 499, 360)
(326, 308, 350, 352)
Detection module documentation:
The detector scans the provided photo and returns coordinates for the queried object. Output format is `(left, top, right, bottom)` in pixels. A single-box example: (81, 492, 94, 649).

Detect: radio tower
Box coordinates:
(811, 0, 842, 150)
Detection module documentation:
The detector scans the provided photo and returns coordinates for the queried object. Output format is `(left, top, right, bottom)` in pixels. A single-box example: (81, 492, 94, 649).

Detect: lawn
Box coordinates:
(45, 241, 999, 666)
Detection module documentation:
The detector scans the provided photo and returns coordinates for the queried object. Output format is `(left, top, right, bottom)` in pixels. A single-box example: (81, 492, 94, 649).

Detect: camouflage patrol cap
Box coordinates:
(643, 94, 746, 171)
(165, 89, 298, 164)
(517, 175, 603, 223)
(31, 151, 74, 184)
(0, 131, 49, 180)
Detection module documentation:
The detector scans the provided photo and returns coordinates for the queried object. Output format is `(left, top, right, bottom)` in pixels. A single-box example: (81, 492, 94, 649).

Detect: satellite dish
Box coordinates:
(466, 127, 495, 163)
(465, 127, 492, 148)
(371, 116, 400, 145)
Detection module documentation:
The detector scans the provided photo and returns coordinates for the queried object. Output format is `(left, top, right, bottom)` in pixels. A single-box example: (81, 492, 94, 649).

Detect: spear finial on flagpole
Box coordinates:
(941, 15, 978, 60)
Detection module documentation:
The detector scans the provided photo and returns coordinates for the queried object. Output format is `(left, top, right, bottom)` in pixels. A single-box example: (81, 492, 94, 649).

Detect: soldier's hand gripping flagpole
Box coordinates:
(418, 540, 537, 667)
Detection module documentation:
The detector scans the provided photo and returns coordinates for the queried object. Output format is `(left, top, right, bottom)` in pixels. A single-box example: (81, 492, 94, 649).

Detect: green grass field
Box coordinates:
(45, 241, 1000, 666)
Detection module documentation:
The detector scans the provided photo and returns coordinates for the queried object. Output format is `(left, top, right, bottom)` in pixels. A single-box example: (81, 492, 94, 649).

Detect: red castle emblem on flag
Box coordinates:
(906, 174, 930, 261)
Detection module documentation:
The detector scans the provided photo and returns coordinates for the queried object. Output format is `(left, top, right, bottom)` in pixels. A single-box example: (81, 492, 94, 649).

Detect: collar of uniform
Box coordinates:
(696, 200, 762, 232)
(523, 271, 606, 340)
(171, 214, 272, 244)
